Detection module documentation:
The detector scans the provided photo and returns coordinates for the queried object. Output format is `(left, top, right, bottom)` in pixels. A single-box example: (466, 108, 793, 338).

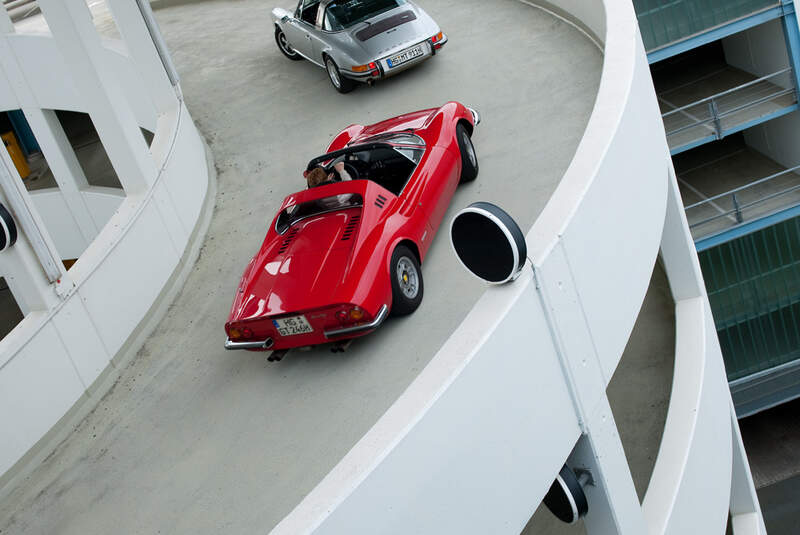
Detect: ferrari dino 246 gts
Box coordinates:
(224, 102, 479, 356)
(272, 0, 446, 93)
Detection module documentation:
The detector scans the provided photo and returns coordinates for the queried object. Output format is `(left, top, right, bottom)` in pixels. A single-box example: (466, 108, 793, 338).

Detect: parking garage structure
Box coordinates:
(0, 0, 767, 534)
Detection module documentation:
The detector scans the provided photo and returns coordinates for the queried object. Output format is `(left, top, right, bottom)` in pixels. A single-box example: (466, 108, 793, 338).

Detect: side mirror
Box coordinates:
(281, 15, 290, 23)
(450, 202, 527, 283)
(544, 464, 591, 524)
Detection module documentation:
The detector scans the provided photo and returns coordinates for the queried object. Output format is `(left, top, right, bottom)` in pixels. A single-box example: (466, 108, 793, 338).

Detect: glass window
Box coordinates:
(276, 194, 364, 234)
(324, 0, 407, 31)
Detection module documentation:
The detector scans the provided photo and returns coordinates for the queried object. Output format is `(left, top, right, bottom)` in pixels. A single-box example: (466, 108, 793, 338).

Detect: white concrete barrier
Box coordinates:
(0, 12, 212, 489)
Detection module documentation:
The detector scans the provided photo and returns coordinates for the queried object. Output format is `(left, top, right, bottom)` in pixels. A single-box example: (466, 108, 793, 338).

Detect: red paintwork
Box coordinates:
(225, 102, 475, 350)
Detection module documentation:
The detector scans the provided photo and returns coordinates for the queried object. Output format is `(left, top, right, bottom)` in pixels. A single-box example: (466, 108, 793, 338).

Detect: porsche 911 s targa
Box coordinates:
(272, 0, 446, 93)
(224, 102, 480, 356)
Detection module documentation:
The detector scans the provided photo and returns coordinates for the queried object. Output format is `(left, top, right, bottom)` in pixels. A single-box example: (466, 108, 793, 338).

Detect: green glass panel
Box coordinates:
(634, 0, 780, 51)
(699, 215, 800, 381)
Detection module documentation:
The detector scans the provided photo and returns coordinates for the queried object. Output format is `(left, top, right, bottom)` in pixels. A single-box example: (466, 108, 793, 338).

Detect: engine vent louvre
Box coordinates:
(374, 195, 387, 209)
(278, 227, 300, 254)
(341, 214, 362, 241)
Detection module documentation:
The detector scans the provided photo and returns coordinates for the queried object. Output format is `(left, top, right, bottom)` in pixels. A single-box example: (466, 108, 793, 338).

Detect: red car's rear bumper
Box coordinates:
(225, 304, 389, 351)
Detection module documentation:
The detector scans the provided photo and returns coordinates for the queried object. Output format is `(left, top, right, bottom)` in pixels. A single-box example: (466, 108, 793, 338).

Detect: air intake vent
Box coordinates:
(278, 227, 300, 254)
(341, 214, 362, 241)
(375, 195, 387, 209)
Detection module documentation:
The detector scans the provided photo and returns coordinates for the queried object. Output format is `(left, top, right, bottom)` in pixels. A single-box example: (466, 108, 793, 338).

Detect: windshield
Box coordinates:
(324, 0, 407, 31)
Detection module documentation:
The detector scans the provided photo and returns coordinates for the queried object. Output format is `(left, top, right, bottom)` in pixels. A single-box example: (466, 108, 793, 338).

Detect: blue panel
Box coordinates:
(6, 110, 40, 156)
(696, 203, 800, 251)
(670, 134, 718, 155)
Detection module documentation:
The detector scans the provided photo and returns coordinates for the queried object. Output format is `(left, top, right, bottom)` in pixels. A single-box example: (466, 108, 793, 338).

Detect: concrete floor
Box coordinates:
(739, 397, 800, 534)
(0, 1, 609, 533)
(653, 54, 796, 153)
(673, 135, 800, 239)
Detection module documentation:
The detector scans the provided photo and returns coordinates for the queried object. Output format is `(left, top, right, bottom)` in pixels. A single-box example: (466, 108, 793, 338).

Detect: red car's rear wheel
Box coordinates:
(390, 245, 423, 316)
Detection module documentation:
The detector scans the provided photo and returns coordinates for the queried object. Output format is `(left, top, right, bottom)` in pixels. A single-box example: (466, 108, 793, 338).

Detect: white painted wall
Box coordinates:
(723, 19, 792, 89)
(0, 3, 212, 488)
(29, 187, 125, 259)
(273, 1, 763, 534)
(742, 110, 800, 170)
(2, 34, 157, 131)
(0, 102, 209, 481)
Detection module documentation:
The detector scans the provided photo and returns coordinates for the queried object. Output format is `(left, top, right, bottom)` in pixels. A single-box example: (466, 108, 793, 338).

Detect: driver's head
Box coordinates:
(305, 166, 330, 188)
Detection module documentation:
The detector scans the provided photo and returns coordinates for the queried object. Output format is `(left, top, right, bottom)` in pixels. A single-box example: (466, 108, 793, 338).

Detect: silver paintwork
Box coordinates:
(272, 0, 444, 83)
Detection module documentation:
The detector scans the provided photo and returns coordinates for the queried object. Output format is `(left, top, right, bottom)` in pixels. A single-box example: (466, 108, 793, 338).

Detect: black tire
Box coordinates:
(325, 56, 356, 94)
(275, 27, 302, 61)
(390, 245, 423, 316)
(457, 123, 479, 183)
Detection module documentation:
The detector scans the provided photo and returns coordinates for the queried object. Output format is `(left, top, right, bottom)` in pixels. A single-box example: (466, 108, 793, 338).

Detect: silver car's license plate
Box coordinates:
(273, 315, 313, 336)
(387, 44, 425, 68)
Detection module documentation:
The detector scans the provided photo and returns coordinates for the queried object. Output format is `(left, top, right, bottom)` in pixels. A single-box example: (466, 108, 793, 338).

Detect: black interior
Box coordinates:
(300, 1, 319, 25)
(339, 147, 417, 196)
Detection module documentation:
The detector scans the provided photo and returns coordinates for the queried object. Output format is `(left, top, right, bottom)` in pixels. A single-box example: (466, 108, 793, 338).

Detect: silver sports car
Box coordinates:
(271, 0, 447, 93)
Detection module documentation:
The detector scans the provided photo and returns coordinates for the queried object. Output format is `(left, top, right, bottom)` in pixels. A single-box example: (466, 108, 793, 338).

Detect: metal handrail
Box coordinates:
(666, 86, 797, 137)
(662, 67, 797, 143)
(686, 164, 800, 229)
(686, 163, 800, 209)
(662, 67, 793, 118)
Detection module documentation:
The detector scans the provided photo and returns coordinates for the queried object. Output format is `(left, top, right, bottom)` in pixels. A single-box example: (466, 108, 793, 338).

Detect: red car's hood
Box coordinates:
(231, 209, 361, 321)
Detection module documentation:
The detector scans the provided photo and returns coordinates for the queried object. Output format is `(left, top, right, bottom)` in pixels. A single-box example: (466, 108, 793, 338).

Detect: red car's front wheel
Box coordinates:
(390, 245, 423, 316)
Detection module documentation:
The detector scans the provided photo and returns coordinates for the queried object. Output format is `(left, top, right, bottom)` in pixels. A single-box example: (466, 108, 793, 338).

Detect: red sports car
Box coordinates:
(224, 101, 480, 356)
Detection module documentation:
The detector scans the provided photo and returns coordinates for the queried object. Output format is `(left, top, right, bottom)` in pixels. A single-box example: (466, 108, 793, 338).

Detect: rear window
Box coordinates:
(276, 194, 363, 234)
(325, 0, 407, 31)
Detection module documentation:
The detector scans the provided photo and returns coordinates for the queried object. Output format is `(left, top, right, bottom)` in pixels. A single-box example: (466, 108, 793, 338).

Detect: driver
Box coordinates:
(304, 159, 352, 188)
(304, 158, 354, 210)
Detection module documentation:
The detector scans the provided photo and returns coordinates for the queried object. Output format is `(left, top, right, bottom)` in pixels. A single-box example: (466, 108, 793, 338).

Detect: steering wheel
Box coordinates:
(342, 162, 359, 181)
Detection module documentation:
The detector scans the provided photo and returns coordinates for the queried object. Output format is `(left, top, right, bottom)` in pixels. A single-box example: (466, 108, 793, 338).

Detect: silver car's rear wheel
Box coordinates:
(275, 27, 302, 61)
(325, 57, 356, 94)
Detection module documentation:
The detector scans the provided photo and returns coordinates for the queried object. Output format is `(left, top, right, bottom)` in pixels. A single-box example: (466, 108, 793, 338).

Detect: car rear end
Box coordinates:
(224, 182, 390, 351)
(225, 302, 388, 351)
(343, 1, 446, 83)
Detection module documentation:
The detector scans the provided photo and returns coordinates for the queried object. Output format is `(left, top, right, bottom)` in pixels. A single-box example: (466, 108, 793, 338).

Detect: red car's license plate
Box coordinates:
(272, 315, 313, 336)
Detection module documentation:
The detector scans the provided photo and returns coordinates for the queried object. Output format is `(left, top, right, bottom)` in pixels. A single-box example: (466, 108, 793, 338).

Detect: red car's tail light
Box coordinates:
(334, 305, 368, 325)
(226, 324, 254, 340)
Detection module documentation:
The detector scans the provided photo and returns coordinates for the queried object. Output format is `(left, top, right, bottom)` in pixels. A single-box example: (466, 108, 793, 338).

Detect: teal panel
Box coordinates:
(699, 215, 800, 381)
(634, 0, 780, 51)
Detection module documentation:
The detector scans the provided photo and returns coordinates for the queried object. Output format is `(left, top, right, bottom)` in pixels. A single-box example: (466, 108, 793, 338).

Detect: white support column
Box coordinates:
(729, 403, 768, 534)
(573, 398, 648, 535)
(0, 5, 13, 34)
(23, 108, 98, 244)
(0, 189, 58, 314)
(37, 0, 157, 195)
(105, 0, 177, 115)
